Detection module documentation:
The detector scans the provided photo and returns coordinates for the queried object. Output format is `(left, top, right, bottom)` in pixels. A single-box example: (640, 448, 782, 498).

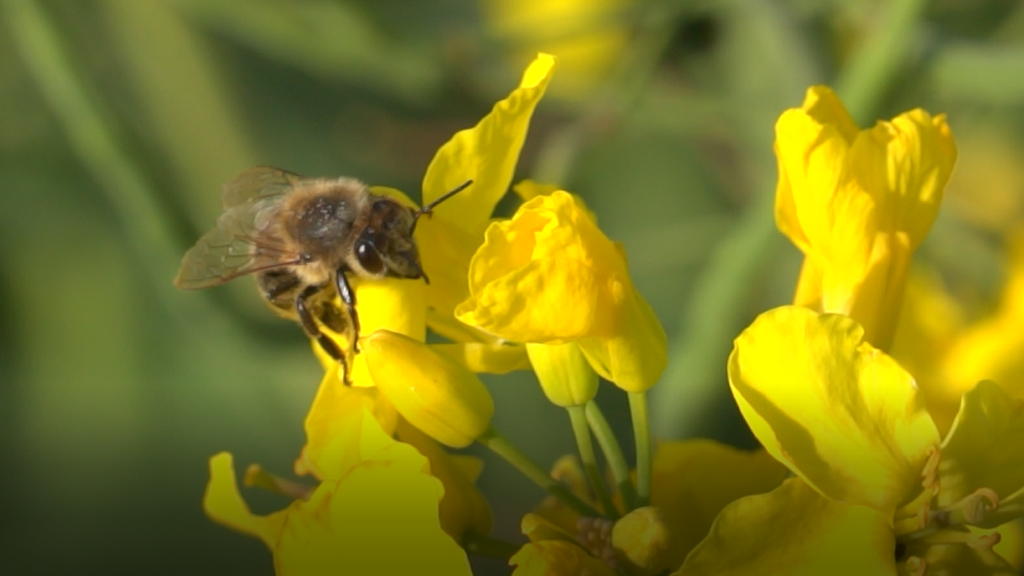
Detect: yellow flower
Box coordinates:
(203, 404, 472, 576)
(300, 342, 493, 544)
(775, 86, 957, 350)
(513, 441, 787, 575)
(684, 305, 1024, 575)
(417, 53, 554, 357)
(456, 190, 667, 393)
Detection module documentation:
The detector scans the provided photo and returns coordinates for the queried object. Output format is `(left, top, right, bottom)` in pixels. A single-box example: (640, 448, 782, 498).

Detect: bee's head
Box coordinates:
(350, 198, 426, 280)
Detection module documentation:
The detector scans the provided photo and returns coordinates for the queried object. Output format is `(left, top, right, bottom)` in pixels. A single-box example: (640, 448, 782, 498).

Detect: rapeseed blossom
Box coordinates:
(677, 88, 1024, 576)
(677, 307, 1024, 575)
(195, 51, 1024, 576)
(775, 85, 956, 350)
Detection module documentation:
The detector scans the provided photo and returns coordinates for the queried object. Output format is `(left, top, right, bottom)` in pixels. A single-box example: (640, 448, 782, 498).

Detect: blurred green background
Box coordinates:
(2, 0, 1024, 574)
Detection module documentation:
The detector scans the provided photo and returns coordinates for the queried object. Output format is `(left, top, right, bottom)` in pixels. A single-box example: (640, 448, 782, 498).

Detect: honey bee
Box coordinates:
(174, 166, 470, 374)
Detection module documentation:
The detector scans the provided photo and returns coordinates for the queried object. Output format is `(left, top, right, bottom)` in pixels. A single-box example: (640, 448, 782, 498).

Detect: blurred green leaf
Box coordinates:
(932, 43, 1024, 105)
(101, 0, 259, 230)
(172, 0, 444, 104)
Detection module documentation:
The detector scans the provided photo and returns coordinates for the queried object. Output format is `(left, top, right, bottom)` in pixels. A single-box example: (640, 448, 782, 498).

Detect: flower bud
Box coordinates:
(527, 342, 598, 407)
(365, 330, 494, 448)
(611, 506, 674, 576)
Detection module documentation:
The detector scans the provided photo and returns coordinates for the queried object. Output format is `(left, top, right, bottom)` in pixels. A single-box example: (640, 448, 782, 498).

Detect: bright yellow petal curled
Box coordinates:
(728, 305, 940, 516)
(417, 54, 555, 324)
(365, 329, 494, 448)
(675, 478, 896, 576)
(457, 190, 667, 392)
(775, 86, 956, 350)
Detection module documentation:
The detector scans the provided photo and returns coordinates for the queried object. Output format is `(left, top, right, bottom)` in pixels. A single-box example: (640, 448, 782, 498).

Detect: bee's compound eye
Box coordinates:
(356, 240, 385, 275)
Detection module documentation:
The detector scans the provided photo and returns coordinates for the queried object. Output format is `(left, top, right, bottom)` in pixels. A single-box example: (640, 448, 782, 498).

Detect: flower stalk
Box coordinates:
(586, 400, 636, 510)
(629, 391, 652, 507)
(567, 405, 619, 519)
(477, 427, 602, 518)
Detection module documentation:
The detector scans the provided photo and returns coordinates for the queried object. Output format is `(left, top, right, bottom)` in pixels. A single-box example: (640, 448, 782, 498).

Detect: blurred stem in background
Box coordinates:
(2, 0, 260, 351)
(651, 0, 930, 439)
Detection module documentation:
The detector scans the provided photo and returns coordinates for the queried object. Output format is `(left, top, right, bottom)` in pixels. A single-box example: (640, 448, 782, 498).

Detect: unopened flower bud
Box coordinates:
(611, 506, 674, 576)
(527, 342, 598, 407)
(365, 330, 494, 448)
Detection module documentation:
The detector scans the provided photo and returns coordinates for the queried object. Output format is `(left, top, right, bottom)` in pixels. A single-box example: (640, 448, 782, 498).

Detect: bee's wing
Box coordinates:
(221, 166, 307, 209)
(174, 198, 300, 289)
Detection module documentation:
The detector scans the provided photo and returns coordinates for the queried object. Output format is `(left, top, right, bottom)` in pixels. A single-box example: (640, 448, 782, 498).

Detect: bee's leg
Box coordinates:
(334, 269, 361, 353)
(295, 284, 351, 385)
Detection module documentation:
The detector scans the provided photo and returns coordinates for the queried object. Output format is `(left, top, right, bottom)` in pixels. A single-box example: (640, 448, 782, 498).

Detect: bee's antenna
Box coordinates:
(411, 179, 473, 232)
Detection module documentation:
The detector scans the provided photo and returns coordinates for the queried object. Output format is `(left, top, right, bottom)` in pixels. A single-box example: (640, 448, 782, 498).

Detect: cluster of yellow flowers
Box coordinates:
(200, 54, 1024, 575)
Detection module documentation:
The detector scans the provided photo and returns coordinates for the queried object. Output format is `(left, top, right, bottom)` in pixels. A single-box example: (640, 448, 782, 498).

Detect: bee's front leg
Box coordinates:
(295, 284, 351, 385)
(334, 268, 361, 353)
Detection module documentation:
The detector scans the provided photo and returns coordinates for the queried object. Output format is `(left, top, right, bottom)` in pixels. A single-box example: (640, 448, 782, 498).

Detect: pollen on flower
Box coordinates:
(576, 516, 618, 568)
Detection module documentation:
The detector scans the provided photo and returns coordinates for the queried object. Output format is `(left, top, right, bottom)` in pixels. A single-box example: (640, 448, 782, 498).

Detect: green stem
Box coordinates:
(1, 0, 246, 345)
(629, 392, 652, 507)
(567, 405, 619, 519)
(461, 530, 521, 561)
(477, 427, 601, 518)
(834, 0, 930, 124)
(585, 400, 636, 510)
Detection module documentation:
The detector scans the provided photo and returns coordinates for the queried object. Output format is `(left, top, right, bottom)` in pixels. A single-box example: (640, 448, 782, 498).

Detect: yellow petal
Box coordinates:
(879, 110, 956, 248)
(431, 341, 531, 374)
(650, 440, 789, 570)
(510, 540, 618, 576)
(527, 342, 598, 407)
(458, 191, 623, 340)
(942, 232, 1024, 403)
(939, 381, 1024, 518)
(320, 442, 472, 575)
(774, 86, 956, 350)
(348, 275, 427, 386)
(365, 330, 494, 448)
(279, 411, 471, 576)
(728, 306, 940, 516)
(297, 370, 397, 480)
(204, 450, 288, 545)
(421, 54, 555, 233)
(418, 54, 555, 321)
(577, 284, 667, 392)
(396, 418, 493, 539)
(612, 506, 675, 576)
(675, 478, 896, 576)
(889, 266, 965, 434)
(457, 191, 666, 391)
(203, 452, 286, 547)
